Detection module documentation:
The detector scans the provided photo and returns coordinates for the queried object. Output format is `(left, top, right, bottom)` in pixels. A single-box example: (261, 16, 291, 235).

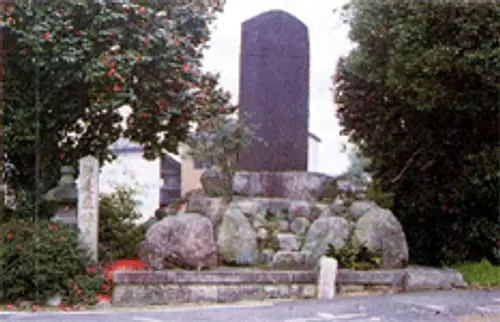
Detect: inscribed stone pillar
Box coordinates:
(77, 156, 99, 262)
(238, 10, 309, 171)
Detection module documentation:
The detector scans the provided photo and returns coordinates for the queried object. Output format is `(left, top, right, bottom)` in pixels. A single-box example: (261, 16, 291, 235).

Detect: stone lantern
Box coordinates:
(43, 166, 78, 226)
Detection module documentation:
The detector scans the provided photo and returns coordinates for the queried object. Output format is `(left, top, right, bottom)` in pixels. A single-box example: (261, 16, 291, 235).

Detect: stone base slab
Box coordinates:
(113, 270, 317, 285)
(112, 284, 317, 306)
(111, 266, 467, 306)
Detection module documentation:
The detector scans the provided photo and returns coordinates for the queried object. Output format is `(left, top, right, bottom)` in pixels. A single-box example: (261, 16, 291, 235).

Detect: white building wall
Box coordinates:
(308, 136, 320, 172)
(99, 151, 161, 224)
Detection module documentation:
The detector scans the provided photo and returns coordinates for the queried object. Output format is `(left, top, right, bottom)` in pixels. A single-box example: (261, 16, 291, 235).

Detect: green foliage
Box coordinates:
(187, 112, 259, 202)
(98, 186, 145, 263)
(326, 233, 382, 270)
(365, 179, 393, 210)
(3, 0, 229, 201)
(334, 1, 500, 265)
(0, 219, 104, 305)
(452, 259, 500, 287)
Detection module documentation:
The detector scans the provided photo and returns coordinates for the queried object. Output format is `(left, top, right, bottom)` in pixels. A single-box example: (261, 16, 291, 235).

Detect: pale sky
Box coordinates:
(202, 0, 354, 176)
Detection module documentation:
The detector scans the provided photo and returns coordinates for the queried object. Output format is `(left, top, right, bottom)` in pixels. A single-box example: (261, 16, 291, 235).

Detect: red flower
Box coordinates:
(97, 294, 110, 302)
(137, 6, 145, 14)
(74, 30, 82, 36)
(59, 235, 66, 242)
(15, 245, 22, 251)
(141, 113, 149, 119)
(85, 266, 97, 274)
(5, 304, 13, 310)
(129, 21, 135, 28)
(76, 289, 83, 296)
(218, 107, 225, 113)
(101, 283, 111, 292)
(31, 305, 39, 312)
(143, 36, 149, 47)
(175, 202, 184, 211)
(21, 49, 28, 56)
(103, 259, 146, 282)
(5, 232, 13, 240)
(182, 64, 192, 72)
(113, 84, 120, 92)
(107, 68, 116, 77)
(58, 153, 64, 160)
(110, 61, 116, 69)
(44, 32, 50, 42)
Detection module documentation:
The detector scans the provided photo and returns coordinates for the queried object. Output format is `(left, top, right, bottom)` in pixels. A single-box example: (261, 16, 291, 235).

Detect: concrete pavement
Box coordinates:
(1, 290, 500, 322)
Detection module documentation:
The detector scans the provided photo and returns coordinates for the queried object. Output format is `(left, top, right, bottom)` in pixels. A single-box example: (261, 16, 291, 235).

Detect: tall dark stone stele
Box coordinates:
(238, 10, 309, 172)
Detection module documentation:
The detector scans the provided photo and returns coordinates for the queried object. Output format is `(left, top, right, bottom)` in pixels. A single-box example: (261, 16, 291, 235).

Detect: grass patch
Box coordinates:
(453, 258, 500, 287)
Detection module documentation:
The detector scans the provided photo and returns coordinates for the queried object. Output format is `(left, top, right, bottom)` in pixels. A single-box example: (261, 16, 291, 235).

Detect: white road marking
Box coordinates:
(132, 318, 164, 322)
(421, 304, 447, 312)
(317, 312, 368, 320)
(493, 298, 500, 303)
(477, 305, 500, 313)
(285, 312, 369, 322)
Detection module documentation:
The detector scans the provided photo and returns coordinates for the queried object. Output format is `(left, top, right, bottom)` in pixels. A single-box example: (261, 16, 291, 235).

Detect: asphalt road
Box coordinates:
(1, 290, 499, 322)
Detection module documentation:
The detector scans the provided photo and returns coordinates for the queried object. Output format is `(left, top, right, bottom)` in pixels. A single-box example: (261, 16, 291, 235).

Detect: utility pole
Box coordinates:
(0, 0, 13, 220)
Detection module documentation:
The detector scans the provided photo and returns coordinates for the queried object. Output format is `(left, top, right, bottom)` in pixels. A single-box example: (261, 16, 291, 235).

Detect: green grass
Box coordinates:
(453, 259, 500, 287)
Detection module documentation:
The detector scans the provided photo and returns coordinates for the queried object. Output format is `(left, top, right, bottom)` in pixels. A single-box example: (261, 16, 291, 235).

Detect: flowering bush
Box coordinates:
(0, 219, 104, 305)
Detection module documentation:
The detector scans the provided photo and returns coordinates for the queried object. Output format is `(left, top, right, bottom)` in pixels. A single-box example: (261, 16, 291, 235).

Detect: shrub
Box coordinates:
(187, 111, 261, 202)
(326, 233, 382, 270)
(98, 186, 145, 263)
(0, 219, 104, 305)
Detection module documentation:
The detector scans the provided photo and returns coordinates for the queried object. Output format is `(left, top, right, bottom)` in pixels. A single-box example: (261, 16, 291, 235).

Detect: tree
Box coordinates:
(187, 111, 259, 203)
(2, 0, 229, 205)
(334, 1, 500, 265)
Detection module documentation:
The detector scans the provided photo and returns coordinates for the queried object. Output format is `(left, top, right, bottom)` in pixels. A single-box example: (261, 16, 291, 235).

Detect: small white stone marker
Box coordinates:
(77, 156, 100, 262)
(317, 256, 338, 300)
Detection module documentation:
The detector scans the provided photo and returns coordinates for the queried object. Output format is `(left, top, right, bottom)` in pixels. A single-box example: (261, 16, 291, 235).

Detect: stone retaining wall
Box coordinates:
(112, 266, 467, 306)
(112, 270, 317, 306)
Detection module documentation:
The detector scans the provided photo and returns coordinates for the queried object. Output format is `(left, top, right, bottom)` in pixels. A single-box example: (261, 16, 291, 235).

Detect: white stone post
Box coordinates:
(77, 156, 99, 262)
(317, 256, 338, 300)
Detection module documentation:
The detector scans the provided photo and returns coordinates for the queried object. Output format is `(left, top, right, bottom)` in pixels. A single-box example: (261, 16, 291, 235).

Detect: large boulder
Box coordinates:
(232, 172, 336, 201)
(302, 216, 351, 258)
(186, 197, 226, 229)
(353, 208, 409, 268)
(347, 200, 378, 221)
(138, 213, 217, 270)
(217, 208, 258, 265)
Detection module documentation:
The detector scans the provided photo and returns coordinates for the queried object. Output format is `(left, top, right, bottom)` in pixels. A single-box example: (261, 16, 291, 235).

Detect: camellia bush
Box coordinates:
(0, 219, 105, 306)
(3, 0, 230, 206)
(333, 1, 500, 265)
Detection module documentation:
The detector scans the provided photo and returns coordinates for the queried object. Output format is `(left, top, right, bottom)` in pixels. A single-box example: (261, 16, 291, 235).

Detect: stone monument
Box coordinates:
(237, 10, 310, 171)
(77, 156, 99, 262)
